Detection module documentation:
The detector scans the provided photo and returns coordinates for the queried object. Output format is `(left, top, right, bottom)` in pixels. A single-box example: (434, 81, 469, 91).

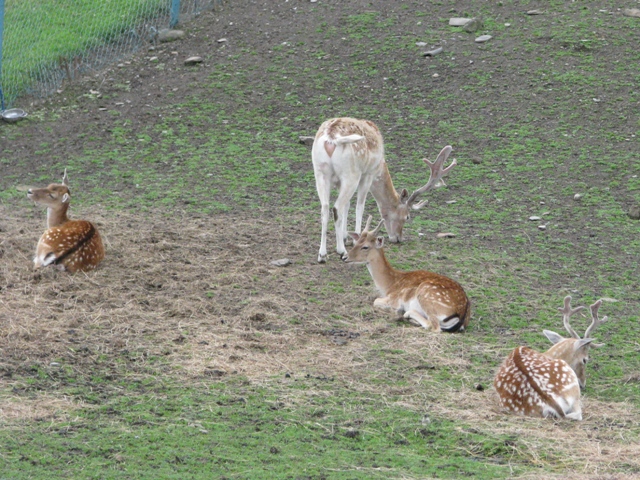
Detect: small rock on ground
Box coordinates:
(158, 29, 185, 43)
(623, 9, 640, 17)
(449, 17, 471, 26)
(270, 258, 292, 267)
(423, 47, 443, 57)
(475, 35, 492, 43)
(184, 56, 203, 65)
(463, 18, 483, 33)
(299, 136, 315, 146)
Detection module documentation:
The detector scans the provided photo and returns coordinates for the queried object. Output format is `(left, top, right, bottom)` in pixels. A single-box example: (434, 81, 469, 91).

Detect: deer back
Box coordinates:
(494, 346, 581, 419)
(314, 117, 384, 165)
(36, 220, 105, 273)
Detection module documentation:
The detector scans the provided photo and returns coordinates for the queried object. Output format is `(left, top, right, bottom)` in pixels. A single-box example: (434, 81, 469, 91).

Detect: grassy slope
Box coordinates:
(1, 0, 639, 478)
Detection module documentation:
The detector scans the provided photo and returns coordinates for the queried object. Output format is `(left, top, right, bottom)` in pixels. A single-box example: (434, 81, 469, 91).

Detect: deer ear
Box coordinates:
(375, 236, 385, 249)
(543, 330, 564, 345)
(400, 189, 409, 201)
(574, 338, 594, 351)
(61, 193, 70, 204)
(349, 232, 360, 241)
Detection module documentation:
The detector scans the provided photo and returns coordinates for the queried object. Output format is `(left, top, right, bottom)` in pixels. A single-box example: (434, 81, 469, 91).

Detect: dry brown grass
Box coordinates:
(1, 204, 638, 476)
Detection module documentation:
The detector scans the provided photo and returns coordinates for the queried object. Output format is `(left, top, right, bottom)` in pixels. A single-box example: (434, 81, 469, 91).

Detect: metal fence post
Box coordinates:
(170, 0, 180, 28)
(0, 0, 5, 110)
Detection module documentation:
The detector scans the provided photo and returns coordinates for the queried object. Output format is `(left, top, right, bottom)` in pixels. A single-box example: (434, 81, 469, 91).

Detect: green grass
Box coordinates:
(0, 376, 525, 479)
(1, 0, 168, 105)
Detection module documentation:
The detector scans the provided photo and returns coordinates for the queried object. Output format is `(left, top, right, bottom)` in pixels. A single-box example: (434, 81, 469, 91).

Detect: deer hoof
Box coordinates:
(318, 254, 327, 264)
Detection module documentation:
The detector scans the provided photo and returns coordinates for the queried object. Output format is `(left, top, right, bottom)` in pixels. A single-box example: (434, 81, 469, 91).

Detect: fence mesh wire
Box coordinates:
(0, 0, 220, 110)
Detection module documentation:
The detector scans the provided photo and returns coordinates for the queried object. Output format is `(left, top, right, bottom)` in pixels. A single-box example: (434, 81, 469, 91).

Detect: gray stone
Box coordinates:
(184, 56, 203, 65)
(628, 205, 640, 220)
(271, 258, 292, 267)
(526, 9, 545, 15)
(449, 17, 472, 26)
(463, 18, 483, 33)
(158, 29, 185, 43)
(475, 35, 492, 43)
(623, 8, 640, 18)
(423, 47, 443, 57)
(299, 136, 315, 146)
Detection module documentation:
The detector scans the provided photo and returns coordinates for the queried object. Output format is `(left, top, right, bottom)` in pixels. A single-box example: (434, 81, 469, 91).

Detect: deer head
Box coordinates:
(380, 145, 456, 244)
(27, 169, 71, 209)
(344, 216, 385, 264)
(543, 296, 609, 389)
(27, 169, 72, 228)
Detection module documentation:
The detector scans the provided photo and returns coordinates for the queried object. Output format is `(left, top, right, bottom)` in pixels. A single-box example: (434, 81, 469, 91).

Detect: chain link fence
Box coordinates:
(0, 0, 221, 110)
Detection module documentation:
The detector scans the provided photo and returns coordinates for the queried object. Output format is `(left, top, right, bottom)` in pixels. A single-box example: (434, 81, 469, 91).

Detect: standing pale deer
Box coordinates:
(27, 170, 105, 273)
(344, 216, 471, 332)
(494, 296, 610, 420)
(312, 117, 457, 263)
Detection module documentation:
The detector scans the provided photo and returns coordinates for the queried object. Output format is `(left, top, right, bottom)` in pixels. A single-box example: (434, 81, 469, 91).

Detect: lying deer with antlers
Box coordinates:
(27, 170, 105, 273)
(344, 216, 470, 332)
(494, 296, 610, 420)
(312, 117, 457, 263)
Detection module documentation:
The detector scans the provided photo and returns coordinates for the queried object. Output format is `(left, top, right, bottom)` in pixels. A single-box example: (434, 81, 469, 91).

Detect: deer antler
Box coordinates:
(62, 168, 69, 187)
(406, 145, 457, 210)
(363, 215, 373, 232)
(558, 296, 585, 339)
(371, 218, 385, 236)
(362, 215, 385, 236)
(584, 299, 608, 339)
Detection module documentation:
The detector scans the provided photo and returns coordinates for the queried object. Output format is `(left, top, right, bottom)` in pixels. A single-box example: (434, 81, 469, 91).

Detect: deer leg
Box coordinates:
(314, 169, 332, 263)
(373, 296, 397, 311)
(403, 310, 440, 332)
(354, 176, 374, 235)
(333, 181, 359, 259)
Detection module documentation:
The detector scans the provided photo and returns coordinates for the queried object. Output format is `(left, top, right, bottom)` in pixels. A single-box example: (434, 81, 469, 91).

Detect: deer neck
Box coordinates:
(369, 162, 400, 213)
(366, 248, 399, 296)
(544, 339, 577, 363)
(47, 204, 70, 228)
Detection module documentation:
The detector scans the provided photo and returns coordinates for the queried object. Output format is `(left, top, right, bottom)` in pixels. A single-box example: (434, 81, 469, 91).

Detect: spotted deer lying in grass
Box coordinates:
(27, 170, 105, 273)
(494, 296, 610, 420)
(312, 117, 457, 263)
(344, 216, 470, 332)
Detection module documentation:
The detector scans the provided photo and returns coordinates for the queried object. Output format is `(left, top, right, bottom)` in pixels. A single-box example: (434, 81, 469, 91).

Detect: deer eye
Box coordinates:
(582, 358, 588, 365)
(49, 194, 55, 198)
(361, 245, 370, 250)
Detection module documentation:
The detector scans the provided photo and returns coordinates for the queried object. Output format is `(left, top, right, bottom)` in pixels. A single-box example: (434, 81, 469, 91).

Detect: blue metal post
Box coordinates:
(170, 0, 180, 28)
(0, 0, 5, 110)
